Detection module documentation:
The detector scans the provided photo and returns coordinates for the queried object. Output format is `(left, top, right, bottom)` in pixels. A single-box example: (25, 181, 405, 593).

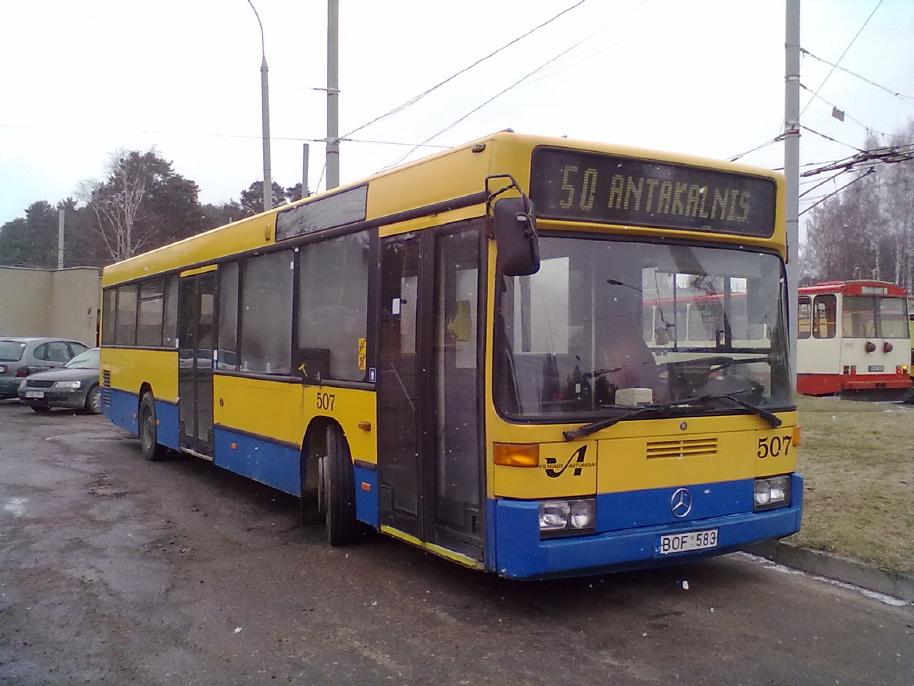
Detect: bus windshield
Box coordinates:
(495, 236, 792, 420)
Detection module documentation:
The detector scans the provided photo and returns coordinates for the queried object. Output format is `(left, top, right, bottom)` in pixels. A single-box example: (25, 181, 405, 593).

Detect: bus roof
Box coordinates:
(102, 131, 786, 287)
(799, 280, 908, 297)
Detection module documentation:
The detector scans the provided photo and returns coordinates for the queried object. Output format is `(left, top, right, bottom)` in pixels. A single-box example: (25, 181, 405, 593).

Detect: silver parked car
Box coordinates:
(0, 337, 90, 399)
(18, 347, 101, 413)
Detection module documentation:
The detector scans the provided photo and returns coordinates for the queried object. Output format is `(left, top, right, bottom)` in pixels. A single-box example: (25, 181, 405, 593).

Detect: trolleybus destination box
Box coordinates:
(530, 147, 777, 237)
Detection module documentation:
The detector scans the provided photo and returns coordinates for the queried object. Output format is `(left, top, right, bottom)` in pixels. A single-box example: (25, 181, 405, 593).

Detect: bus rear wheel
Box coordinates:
(321, 425, 360, 546)
(139, 393, 166, 462)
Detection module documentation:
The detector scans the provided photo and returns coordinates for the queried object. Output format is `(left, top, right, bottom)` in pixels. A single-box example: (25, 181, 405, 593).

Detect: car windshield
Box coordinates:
(65, 348, 99, 369)
(0, 340, 26, 362)
(495, 236, 793, 421)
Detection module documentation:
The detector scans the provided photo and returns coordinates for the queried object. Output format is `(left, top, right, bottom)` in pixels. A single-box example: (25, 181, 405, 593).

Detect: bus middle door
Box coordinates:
(377, 224, 484, 561)
(178, 270, 216, 457)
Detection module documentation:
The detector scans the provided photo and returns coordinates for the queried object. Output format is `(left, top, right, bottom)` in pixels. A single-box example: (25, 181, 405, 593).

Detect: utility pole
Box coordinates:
(248, 0, 272, 211)
(57, 209, 65, 269)
(785, 0, 801, 390)
(261, 54, 273, 210)
(326, 0, 340, 190)
(303, 144, 311, 198)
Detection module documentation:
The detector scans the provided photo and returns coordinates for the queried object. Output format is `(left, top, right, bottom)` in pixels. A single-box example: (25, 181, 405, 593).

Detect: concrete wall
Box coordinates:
(0, 267, 101, 346)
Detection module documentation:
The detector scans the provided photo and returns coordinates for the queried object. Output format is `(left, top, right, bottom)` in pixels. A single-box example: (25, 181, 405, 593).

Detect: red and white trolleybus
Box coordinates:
(797, 280, 912, 399)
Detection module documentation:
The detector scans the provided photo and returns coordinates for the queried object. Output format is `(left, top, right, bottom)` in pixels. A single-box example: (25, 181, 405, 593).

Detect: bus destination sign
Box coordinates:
(529, 147, 777, 237)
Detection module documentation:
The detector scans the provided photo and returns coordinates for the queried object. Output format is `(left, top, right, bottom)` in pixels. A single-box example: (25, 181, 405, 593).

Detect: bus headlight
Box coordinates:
(754, 476, 791, 511)
(539, 498, 595, 536)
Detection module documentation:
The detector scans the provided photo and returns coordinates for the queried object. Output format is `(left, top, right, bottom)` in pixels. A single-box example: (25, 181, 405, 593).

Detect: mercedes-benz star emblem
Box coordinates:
(670, 488, 693, 518)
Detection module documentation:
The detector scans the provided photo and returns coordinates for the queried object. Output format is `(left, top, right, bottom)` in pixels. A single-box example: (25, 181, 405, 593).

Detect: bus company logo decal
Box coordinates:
(670, 488, 693, 518)
(543, 445, 596, 478)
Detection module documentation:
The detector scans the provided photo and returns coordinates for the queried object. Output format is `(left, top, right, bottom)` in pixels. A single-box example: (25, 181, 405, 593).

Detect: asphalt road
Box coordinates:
(1, 399, 912, 686)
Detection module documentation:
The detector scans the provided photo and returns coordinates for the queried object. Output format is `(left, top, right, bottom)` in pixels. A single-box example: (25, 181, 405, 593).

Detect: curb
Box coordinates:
(747, 540, 914, 603)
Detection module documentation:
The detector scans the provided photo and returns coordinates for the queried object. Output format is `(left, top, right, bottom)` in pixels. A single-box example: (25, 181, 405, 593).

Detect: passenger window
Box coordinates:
(34, 343, 49, 361)
(297, 231, 370, 381)
(137, 279, 165, 347)
(218, 262, 239, 371)
(240, 252, 292, 374)
(102, 289, 116, 345)
(163, 275, 178, 348)
(115, 285, 138, 345)
(813, 294, 836, 339)
(797, 297, 811, 339)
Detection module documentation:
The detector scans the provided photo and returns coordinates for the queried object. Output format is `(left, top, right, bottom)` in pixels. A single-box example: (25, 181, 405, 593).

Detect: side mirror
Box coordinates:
(493, 197, 540, 276)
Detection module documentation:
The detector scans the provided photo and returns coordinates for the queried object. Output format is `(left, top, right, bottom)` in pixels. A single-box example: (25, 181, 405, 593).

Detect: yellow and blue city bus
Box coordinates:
(100, 131, 801, 579)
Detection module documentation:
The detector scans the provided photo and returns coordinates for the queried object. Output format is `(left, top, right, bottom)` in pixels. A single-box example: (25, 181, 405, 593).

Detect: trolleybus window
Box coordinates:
(813, 295, 837, 339)
(798, 296, 812, 339)
(842, 295, 909, 339)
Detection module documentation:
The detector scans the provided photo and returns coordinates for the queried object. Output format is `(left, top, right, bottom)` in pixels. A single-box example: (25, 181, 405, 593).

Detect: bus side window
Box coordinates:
(297, 231, 370, 382)
(813, 294, 836, 339)
(239, 252, 293, 375)
(797, 296, 811, 339)
(218, 262, 239, 370)
(115, 284, 138, 346)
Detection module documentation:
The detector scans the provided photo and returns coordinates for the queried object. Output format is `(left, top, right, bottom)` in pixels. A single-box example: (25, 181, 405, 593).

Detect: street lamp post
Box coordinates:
(248, 0, 272, 211)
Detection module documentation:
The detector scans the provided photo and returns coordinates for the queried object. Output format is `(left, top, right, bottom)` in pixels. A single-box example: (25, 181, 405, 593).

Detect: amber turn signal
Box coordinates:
(494, 443, 540, 467)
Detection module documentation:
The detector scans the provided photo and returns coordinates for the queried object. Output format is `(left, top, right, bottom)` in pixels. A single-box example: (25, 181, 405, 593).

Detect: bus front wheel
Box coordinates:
(139, 393, 167, 462)
(321, 425, 360, 546)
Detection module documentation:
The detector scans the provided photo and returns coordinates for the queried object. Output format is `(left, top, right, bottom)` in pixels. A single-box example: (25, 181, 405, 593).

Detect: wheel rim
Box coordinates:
(141, 409, 153, 452)
(90, 389, 101, 413)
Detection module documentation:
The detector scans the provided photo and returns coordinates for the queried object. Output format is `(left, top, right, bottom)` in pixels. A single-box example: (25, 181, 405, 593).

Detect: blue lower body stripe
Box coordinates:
(489, 475, 803, 579)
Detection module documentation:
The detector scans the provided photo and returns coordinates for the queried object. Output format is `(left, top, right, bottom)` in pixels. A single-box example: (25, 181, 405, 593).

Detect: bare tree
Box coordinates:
(78, 149, 153, 261)
(78, 148, 204, 262)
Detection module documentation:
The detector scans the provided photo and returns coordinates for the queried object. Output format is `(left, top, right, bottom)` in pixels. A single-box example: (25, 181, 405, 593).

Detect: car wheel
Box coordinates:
(139, 393, 167, 461)
(84, 385, 102, 415)
(321, 425, 361, 546)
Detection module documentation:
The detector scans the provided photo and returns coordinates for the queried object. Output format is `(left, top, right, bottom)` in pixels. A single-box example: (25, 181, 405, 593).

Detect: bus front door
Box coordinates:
(178, 272, 215, 457)
(377, 225, 484, 561)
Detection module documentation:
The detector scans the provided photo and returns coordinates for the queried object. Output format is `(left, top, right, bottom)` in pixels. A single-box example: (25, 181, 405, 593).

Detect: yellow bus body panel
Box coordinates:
(101, 348, 178, 401)
(102, 214, 275, 286)
(365, 144, 493, 220)
(487, 412, 798, 500)
(213, 376, 377, 461)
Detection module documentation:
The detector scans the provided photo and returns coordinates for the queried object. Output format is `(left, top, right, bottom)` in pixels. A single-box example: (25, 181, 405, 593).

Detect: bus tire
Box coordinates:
(139, 393, 167, 462)
(322, 425, 360, 546)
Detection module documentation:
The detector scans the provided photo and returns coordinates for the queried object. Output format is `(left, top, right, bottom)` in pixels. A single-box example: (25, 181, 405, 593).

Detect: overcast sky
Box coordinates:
(2, 0, 912, 234)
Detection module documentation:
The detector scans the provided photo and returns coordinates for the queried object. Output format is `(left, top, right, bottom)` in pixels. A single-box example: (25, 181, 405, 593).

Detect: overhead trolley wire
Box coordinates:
(801, 48, 914, 106)
(342, 0, 587, 140)
(799, 0, 884, 118)
(378, 4, 636, 171)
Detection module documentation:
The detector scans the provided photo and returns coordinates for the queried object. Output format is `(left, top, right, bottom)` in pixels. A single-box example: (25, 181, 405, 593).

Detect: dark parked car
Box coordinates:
(17, 348, 101, 414)
(0, 337, 89, 399)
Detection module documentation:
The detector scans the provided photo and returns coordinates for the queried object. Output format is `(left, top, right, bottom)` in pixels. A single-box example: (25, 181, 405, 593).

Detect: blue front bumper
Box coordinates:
(489, 475, 803, 579)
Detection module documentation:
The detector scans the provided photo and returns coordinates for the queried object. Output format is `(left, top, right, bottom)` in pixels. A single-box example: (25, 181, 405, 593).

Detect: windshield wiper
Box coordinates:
(563, 399, 685, 441)
(562, 392, 782, 442)
(694, 393, 782, 428)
